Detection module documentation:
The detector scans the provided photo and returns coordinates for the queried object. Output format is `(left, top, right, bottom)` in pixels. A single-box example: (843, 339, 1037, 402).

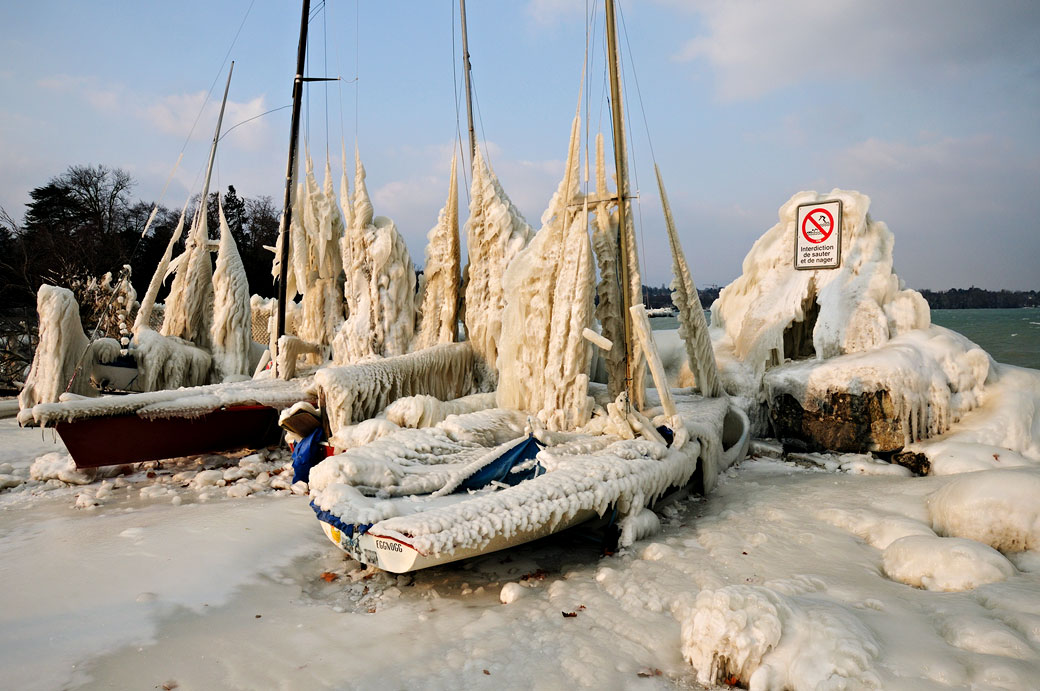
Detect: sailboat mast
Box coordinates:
(459, 0, 477, 165)
(274, 0, 312, 372)
(200, 62, 235, 217)
(605, 0, 636, 409)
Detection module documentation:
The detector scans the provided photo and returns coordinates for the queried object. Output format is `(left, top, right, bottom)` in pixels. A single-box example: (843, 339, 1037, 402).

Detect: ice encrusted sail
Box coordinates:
(496, 110, 595, 430)
(296, 154, 346, 355)
(332, 148, 416, 363)
(462, 146, 533, 371)
(210, 198, 252, 382)
(413, 152, 461, 351)
(656, 164, 722, 398)
(161, 201, 214, 349)
(135, 202, 187, 334)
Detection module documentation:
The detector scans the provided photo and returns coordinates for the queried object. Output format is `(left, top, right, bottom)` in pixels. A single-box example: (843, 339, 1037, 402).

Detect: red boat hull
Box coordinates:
(56, 405, 283, 468)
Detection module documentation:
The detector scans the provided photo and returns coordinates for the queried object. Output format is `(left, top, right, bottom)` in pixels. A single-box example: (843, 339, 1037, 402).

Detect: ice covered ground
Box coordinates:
(2, 362, 1040, 691)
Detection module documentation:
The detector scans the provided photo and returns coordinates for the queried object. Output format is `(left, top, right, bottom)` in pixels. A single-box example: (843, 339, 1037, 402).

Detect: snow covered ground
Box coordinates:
(2, 364, 1040, 690)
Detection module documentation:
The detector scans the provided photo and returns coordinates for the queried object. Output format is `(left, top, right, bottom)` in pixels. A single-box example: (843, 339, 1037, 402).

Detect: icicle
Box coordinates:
(656, 164, 723, 397)
(135, 201, 188, 335)
(210, 197, 252, 382)
(414, 152, 461, 350)
(462, 146, 533, 370)
(497, 109, 595, 431)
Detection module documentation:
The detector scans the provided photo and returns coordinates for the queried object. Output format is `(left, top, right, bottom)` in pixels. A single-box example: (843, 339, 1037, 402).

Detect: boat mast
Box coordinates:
(274, 0, 312, 375)
(459, 0, 477, 166)
(605, 0, 636, 409)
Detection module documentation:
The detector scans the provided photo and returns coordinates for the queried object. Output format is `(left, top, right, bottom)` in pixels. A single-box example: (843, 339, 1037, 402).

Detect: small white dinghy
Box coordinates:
(306, 392, 749, 573)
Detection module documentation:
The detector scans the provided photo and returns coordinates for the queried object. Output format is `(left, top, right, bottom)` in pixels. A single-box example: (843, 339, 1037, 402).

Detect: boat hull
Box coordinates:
(318, 508, 599, 573)
(56, 405, 282, 468)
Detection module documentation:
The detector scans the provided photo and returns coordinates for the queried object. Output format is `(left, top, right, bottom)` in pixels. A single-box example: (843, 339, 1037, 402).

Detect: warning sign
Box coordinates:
(795, 200, 842, 270)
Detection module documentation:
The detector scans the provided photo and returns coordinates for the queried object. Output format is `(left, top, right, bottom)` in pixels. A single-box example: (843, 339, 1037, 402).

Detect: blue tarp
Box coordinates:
(459, 434, 545, 491)
(292, 427, 326, 484)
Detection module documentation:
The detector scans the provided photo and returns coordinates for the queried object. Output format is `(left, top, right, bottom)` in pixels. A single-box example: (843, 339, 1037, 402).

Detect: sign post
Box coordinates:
(795, 200, 842, 270)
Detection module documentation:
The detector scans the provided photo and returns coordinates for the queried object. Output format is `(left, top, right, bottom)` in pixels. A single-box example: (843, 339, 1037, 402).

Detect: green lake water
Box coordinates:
(649, 307, 1040, 370)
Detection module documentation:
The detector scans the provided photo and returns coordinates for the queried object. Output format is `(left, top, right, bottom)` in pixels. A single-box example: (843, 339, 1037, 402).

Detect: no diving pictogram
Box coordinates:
(801, 208, 834, 244)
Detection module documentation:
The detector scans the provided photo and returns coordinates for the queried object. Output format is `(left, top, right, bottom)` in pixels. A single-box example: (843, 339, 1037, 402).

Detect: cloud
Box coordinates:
(827, 133, 1040, 289)
(142, 92, 270, 151)
(674, 0, 1040, 101)
(526, 0, 586, 26)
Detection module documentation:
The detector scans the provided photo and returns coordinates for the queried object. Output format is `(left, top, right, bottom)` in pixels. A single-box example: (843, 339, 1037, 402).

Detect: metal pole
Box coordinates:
(459, 0, 477, 166)
(605, 0, 635, 410)
(275, 0, 312, 375)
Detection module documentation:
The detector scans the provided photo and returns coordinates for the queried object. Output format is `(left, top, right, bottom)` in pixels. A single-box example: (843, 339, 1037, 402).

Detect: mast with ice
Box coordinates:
(160, 62, 235, 351)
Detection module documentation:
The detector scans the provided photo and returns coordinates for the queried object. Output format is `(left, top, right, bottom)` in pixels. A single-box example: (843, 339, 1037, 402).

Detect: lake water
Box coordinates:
(648, 307, 1040, 370)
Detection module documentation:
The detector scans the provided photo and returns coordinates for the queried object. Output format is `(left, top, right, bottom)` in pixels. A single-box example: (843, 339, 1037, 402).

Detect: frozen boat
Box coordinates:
(302, 0, 749, 572)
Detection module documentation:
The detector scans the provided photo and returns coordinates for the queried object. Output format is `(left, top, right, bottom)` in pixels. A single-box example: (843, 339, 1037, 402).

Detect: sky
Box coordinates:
(1, 0, 1038, 292)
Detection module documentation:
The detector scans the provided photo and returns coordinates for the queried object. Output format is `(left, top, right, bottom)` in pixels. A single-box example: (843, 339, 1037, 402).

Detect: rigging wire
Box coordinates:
(452, 2, 471, 206)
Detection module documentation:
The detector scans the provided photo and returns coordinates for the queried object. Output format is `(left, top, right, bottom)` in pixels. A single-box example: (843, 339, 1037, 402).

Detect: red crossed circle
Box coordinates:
(801, 208, 835, 244)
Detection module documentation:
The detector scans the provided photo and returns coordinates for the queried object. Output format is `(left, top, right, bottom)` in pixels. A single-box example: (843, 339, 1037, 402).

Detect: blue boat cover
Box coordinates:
(459, 434, 544, 491)
(292, 427, 326, 483)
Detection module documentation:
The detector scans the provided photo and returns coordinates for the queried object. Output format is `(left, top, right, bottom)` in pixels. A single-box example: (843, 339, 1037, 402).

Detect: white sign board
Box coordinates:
(795, 200, 842, 270)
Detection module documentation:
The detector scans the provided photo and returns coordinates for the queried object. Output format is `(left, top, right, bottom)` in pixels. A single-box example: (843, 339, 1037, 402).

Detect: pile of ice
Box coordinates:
(710, 189, 989, 443)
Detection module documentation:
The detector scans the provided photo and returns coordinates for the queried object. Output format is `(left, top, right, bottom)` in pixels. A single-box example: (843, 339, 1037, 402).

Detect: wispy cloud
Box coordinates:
(674, 0, 1040, 101)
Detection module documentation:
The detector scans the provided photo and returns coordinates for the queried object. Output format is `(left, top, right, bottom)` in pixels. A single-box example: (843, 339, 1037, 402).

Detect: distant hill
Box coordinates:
(641, 284, 1037, 311)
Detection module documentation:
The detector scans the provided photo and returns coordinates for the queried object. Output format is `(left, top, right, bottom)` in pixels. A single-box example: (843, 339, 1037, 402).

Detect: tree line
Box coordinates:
(0, 164, 282, 311)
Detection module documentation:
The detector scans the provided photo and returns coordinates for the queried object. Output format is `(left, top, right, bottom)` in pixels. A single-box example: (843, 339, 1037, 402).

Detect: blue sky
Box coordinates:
(2, 1, 1038, 291)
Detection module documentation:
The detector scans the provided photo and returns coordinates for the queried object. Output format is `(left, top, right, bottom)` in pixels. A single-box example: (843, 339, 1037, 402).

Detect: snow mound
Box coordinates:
(29, 452, 94, 485)
(882, 535, 1014, 591)
(817, 508, 935, 550)
(925, 441, 1037, 475)
(927, 468, 1040, 552)
(679, 583, 880, 688)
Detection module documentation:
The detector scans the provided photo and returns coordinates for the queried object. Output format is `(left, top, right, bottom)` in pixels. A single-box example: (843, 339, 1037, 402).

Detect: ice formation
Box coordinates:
(333, 148, 416, 363)
(764, 326, 990, 447)
(135, 203, 187, 334)
(710, 189, 986, 442)
(315, 343, 485, 435)
(413, 153, 461, 351)
(131, 327, 211, 392)
(656, 165, 722, 398)
(461, 146, 532, 370)
(209, 200, 252, 382)
(309, 392, 734, 559)
(294, 155, 346, 358)
(882, 535, 1014, 592)
(161, 198, 214, 349)
(496, 111, 595, 431)
(679, 583, 880, 689)
(713, 189, 930, 374)
(927, 467, 1040, 552)
(586, 135, 647, 407)
(17, 286, 117, 420)
(24, 375, 311, 426)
